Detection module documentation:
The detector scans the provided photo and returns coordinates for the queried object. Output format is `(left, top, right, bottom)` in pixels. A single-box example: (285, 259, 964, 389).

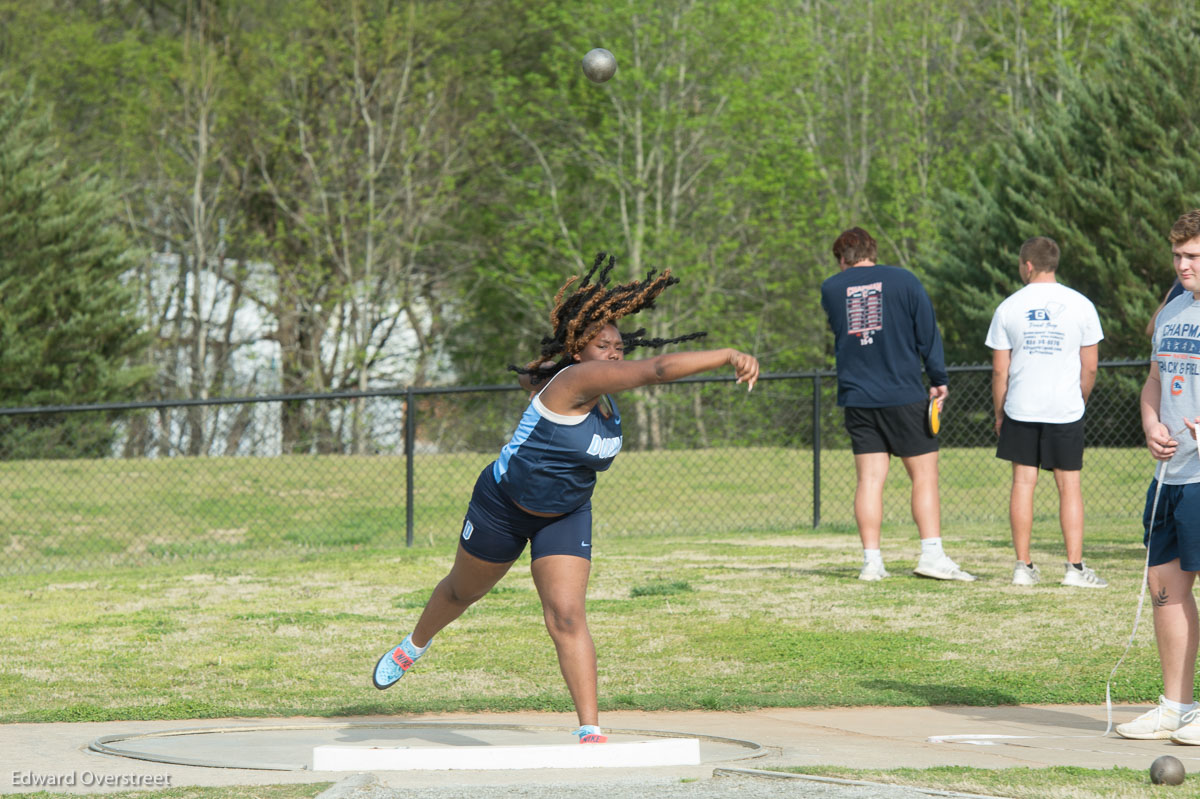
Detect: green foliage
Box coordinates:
(0, 2, 162, 172)
(452, 0, 834, 384)
(0, 0, 1185, 416)
(930, 7, 1200, 363)
(0, 82, 151, 458)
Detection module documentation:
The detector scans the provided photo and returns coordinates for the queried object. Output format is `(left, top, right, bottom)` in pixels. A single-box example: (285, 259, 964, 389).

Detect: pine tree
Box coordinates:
(929, 7, 1200, 363)
(0, 84, 152, 458)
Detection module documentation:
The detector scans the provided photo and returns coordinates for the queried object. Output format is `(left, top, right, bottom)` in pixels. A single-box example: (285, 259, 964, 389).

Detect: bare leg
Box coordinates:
(853, 452, 890, 550)
(1010, 463, 1038, 563)
(412, 543, 515, 647)
(1053, 468, 1084, 563)
(1149, 561, 1199, 705)
(900, 451, 940, 540)
(530, 554, 596, 727)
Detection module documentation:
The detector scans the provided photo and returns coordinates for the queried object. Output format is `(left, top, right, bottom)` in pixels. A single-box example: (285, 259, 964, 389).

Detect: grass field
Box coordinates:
(0, 446, 1155, 572)
(783, 765, 1200, 799)
(0, 448, 1177, 799)
(0, 465, 1168, 723)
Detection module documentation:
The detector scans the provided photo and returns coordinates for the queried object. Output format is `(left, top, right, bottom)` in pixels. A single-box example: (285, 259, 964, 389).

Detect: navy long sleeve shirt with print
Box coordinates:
(820, 264, 948, 408)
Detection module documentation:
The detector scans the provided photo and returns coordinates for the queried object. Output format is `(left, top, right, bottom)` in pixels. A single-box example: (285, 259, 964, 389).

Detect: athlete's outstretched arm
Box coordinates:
(550, 349, 758, 408)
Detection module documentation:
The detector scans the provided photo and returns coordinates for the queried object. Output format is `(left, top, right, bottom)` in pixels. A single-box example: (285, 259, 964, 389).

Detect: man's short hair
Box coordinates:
(1019, 236, 1059, 273)
(832, 227, 877, 265)
(1169, 210, 1200, 245)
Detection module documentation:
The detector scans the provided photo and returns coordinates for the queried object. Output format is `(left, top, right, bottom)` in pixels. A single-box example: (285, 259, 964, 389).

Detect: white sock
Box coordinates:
(920, 538, 944, 558)
(404, 632, 431, 655)
(1162, 696, 1197, 713)
(863, 548, 883, 566)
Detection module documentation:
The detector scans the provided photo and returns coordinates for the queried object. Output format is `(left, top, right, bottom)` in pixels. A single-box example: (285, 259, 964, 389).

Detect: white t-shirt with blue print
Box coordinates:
(986, 282, 1103, 424)
(1152, 293, 1200, 485)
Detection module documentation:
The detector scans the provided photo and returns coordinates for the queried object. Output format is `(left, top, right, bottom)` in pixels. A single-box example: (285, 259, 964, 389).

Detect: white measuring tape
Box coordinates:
(1101, 457, 1168, 736)
(930, 433, 1196, 745)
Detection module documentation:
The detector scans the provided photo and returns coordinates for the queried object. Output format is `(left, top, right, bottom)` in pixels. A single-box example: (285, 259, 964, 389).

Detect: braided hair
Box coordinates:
(510, 252, 707, 385)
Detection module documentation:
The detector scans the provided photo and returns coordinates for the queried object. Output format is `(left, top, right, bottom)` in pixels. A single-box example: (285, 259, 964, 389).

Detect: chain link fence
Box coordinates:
(0, 362, 1156, 575)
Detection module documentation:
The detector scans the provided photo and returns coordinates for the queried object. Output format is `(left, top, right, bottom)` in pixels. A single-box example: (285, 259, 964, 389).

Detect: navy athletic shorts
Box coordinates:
(996, 413, 1084, 471)
(843, 399, 938, 458)
(458, 466, 593, 563)
(1144, 480, 1200, 571)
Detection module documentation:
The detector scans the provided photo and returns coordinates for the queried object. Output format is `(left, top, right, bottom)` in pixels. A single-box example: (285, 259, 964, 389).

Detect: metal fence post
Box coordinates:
(813, 373, 821, 529)
(405, 386, 415, 547)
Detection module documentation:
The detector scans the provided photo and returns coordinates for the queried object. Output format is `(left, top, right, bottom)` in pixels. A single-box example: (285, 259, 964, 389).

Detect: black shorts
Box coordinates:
(995, 413, 1084, 471)
(843, 399, 938, 458)
(459, 466, 593, 563)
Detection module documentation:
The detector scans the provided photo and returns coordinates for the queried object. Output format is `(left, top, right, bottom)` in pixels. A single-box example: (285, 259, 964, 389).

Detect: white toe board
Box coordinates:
(311, 737, 701, 771)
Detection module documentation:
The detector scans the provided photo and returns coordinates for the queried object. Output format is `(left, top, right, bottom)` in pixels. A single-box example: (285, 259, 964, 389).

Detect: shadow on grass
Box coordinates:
(703, 563, 870, 580)
(860, 679, 1018, 706)
(744, 563, 1027, 582)
(1091, 543, 1154, 563)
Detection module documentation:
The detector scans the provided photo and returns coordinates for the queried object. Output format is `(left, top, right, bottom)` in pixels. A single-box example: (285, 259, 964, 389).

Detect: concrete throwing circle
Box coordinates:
(89, 721, 766, 771)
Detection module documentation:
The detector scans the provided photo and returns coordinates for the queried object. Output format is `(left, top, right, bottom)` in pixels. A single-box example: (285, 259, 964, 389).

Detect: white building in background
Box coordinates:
(120, 251, 452, 457)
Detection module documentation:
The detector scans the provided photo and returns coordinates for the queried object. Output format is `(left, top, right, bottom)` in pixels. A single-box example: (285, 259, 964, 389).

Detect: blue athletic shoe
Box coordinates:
(372, 634, 427, 690)
(572, 725, 607, 744)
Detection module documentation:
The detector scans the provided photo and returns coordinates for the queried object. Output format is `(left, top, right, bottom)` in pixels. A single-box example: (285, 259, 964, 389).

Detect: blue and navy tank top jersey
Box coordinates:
(492, 367, 623, 514)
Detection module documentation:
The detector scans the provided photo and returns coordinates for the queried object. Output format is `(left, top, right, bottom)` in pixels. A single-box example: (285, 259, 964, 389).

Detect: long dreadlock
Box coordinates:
(510, 252, 708, 385)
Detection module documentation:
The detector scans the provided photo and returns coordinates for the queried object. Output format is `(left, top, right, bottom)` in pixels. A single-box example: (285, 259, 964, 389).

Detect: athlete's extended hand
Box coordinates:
(1184, 417, 1200, 441)
(729, 350, 759, 392)
(1145, 421, 1178, 461)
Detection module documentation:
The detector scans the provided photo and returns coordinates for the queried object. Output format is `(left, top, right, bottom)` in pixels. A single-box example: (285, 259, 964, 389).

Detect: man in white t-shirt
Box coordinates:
(985, 236, 1105, 588)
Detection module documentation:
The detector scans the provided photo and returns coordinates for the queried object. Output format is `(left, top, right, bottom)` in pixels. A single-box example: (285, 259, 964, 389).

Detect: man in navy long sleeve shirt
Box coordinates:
(820, 227, 974, 583)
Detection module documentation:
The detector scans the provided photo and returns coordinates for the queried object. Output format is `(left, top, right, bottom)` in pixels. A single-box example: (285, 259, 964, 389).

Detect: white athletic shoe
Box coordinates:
(1115, 698, 1186, 739)
(1171, 710, 1200, 745)
(858, 561, 890, 581)
(914, 553, 976, 582)
(1011, 561, 1040, 586)
(1061, 562, 1108, 588)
